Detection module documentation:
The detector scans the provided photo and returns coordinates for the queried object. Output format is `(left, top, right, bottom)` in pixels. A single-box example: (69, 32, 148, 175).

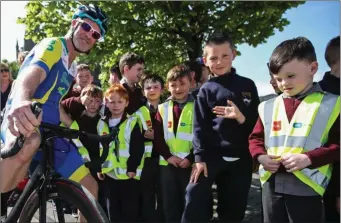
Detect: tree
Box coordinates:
(18, 1, 303, 82)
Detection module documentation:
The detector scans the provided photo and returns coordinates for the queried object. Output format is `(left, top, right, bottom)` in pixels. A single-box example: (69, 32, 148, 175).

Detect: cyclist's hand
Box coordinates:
(190, 162, 208, 183)
(179, 158, 191, 168)
(167, 156, 182, 167)
(127, 172, 136, 179)
(257, 155, 281, 173)
(97, 172, 105, 180)
(144, 129, 154, 140)
(7, 101, 42, 137)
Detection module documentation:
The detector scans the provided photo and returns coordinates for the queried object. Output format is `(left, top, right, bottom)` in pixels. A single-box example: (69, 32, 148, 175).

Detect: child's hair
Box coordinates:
(184, 60, 202, 83)
(110, 64, 122, 80)
(104, 84, 129, 102)
(141, 74, 165, 89)
(119, 52, 145, 75)
(203, 32, 234, 57)
(269, 37, 317, 74)
(325, 36, 340, 68)
(76, 64, 91, 73)
(166, 64, 192, 83)
(80, 84, 103, 99)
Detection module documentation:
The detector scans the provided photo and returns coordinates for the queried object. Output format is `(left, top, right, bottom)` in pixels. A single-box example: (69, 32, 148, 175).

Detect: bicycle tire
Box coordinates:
(18, 178, 109, 222)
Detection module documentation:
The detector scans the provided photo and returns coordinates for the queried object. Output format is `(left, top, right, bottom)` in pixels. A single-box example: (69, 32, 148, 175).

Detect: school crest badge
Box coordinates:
(242, 92, 252, 106)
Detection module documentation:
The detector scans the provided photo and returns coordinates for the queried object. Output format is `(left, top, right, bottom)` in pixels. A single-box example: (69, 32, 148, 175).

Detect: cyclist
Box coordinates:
(0, 4, 108, 220)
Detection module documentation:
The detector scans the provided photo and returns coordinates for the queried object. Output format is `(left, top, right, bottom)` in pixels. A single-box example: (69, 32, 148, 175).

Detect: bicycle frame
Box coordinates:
(4, 131, 69, 223)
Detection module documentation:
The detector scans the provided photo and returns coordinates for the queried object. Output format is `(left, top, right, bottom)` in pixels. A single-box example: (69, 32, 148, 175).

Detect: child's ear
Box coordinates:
(232, 49, 237, 60)
(310, 61, 318, 76)
(123, 65, 129, 74)
(203, 57, 208, 66)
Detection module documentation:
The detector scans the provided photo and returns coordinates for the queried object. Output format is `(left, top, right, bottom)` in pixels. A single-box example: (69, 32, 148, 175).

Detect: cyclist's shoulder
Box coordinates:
(34, 37, 64, 54)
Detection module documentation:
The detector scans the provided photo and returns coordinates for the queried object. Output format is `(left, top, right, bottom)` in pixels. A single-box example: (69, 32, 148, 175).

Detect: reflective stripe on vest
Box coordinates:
(258, 92, 340, 195)
(158, 101, 194, 166)
(69, 120, 109, 164)
(101, 116, 144, 180)
(134, 106, 153, 158)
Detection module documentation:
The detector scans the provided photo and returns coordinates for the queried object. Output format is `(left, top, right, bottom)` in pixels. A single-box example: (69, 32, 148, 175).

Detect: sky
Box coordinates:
(1, 1, 340, 96)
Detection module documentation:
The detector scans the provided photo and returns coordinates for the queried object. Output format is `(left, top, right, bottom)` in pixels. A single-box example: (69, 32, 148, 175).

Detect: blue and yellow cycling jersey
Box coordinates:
(1, 37, 77, 142)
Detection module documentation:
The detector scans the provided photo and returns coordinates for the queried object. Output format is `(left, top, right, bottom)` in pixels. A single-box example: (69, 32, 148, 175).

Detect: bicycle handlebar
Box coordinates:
(1, 102, 119, 171)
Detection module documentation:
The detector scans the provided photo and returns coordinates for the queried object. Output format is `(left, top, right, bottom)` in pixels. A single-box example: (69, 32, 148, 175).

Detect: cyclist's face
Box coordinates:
(73, 18, 101, 52)
(76, 70, 93, 88)
(105, 93, 129, 118)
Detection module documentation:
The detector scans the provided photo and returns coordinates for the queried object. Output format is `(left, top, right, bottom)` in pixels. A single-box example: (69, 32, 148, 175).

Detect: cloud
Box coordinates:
(254, 81, 276, 96)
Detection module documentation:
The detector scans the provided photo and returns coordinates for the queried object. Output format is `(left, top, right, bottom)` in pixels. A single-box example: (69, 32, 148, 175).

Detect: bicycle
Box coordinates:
(1, 102, 118, 222)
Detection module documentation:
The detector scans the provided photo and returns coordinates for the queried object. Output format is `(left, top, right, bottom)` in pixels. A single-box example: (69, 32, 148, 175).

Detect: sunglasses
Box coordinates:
(1, 69, 9, 72)
(79, 21, 101, 40)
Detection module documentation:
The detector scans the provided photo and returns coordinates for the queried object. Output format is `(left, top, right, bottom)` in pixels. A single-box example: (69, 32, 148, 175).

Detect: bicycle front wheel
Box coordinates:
(18, 178, 108, 223)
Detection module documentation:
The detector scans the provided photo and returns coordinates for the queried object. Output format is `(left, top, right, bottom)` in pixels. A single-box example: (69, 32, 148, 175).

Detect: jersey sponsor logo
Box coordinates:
(58, 87, 67, 96)
(272, 121, 281, 131)
(242, 92, 252, 106)
(46, 40, 57, 51)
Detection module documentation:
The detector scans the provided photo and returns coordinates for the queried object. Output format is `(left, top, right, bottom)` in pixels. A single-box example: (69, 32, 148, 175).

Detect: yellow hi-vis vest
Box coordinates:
(158, 100, 194, 166)
(101, 116, 144, 180)
(134, 106, 153, 158)
(258, 92, 340, 196)
(68, 120, 109, 163)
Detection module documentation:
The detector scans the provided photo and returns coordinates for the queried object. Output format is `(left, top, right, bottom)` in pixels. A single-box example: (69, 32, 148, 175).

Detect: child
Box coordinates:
(63, 64, 93, 99)
(153, 65, 195, 222)
(137, 74, 165, 222)
(98, 84, 145, 222)
(182, 32, 260, 222)
(59, 84, 107, 217)
(119, 52, 147, 114)
(249, 37, 340, 222)
(319, 36, 340, 221)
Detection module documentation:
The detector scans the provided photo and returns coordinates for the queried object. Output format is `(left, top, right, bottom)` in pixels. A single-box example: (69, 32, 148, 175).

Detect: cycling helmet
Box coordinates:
(72, 4, 108, 40)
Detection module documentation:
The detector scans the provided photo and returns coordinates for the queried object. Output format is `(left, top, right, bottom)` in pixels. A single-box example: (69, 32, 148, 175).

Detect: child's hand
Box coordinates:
(179, 158, 191, 168)
(257, 155, 281, 173)
(190, 162, 208, 183)
(167, 156, 182, 167)
(212, 100, 245, 124)
(281, 154, 312, 172)
(80, 94, 91, 106)
(127, 172, 136, 179)
(97, 172, 105, 180)
(144, 129, 154, 140)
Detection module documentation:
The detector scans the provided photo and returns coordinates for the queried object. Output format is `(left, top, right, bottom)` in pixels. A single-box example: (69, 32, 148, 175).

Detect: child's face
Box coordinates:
(273, 59, 318, 97)
(84, 95, 102, 114)
(124, 63, 144, 84)
(76, 70, 93, 88)
(167, 76, 191, 102)
(105, 93, 129, 117)
(143, 80, 163, 102)
(203, 42, 236, 76)
(269, 73, 282, 94)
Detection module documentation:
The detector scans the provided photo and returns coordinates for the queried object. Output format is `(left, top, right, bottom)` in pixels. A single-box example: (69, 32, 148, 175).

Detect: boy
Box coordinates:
(182, 32, 260, 222)
(249, 37, 340, 222)
(63, 64, 93, 99)
(138, 74, 165, 222)
(98, 84, 145, 222)
(59, 84, 107, 217)
(153, 65, 195, 222)
(119, 52, 147, 115)
(319, 36, 340, 221)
